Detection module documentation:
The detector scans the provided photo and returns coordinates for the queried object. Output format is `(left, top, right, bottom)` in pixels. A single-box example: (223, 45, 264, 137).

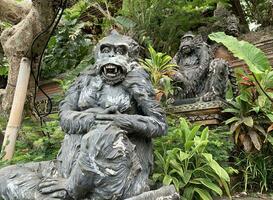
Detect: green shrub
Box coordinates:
(0, 115, 64, 168)
(41, 1, 93, 79)
(209, 32, 273, 152)
(153, 118, 231, 200)
(140, 45, 176, 101)
(233, 144, 273, 193)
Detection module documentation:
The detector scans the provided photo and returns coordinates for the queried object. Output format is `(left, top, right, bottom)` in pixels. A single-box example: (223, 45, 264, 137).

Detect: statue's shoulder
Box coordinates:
(66, 65, 100, 93)
(123, 64, 155, 95)
(126, 64, 150, 79)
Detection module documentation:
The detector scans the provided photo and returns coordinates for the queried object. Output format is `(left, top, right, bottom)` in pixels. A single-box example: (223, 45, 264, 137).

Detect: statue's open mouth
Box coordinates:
(102, 64, 123, 77)
(100, 64, 125, 84)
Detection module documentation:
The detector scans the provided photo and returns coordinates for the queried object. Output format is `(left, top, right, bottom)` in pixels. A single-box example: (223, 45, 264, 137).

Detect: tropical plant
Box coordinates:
(209, 32, 273, 152)
(153, 118, 231, 200)
(141, 45, 177, 101)
(119, 0, 229, 54)
(232, 142, 273, 193)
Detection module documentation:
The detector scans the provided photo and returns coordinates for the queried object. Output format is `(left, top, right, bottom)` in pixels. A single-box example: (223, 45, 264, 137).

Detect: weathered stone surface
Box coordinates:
(171, 33, 231, 105)
(0, 31, 171, 200)
(125, 185, 180, 200)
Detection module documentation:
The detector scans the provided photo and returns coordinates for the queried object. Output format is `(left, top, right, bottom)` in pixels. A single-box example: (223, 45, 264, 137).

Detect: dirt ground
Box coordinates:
(216, 193, 273, 200)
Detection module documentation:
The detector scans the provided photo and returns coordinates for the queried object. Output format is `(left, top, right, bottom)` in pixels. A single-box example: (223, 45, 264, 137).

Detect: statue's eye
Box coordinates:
(101, 46, 111, 53)
(116, 46, 126, 55)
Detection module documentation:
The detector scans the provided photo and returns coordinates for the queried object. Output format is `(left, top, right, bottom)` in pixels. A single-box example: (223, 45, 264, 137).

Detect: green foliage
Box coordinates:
(241, 0, 273, 27)
(0, 57, 8, 77)
(153, 118, 231, 199)
(42, 1, 93, 79)
(141, 46, 176, 100)
(209, 32, 270, 74)
(209, 32, 273, 152)
(120, 0, 228, 54)
(206, 127, 234, 166)
(0, 115, 64, 168)
(233, 144, 273, 193)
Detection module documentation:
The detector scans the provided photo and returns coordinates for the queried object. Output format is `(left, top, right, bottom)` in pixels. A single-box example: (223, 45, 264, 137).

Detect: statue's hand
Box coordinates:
(102, 106, 120, 114)
(171, 71, 185, 82)
(38, 178, 68, 199)
(113, 114, 142, 133)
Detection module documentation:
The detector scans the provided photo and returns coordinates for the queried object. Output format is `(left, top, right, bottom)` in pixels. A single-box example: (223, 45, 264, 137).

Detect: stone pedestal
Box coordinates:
(167, 100, 228, 125)
(125, 185, 180, 200)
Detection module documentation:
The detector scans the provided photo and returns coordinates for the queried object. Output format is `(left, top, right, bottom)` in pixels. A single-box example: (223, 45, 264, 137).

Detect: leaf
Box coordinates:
(163, 175, 173, 185)
(267, 124, 273, 133)
(202, 153, 230, 182)
(243, 117, 254, 127)
(266, 114, 273, 122)
(209, 32, 270, 74)
(267, 135, 273, 146)
(194, 188, 213, 200)
(114, 16, 136, 29)
(248, 130, 261, 151)
(152, 173, 163, 181)
(178, 151, 190, 162)
(221, 178, 232, 199)
(193, 178, 223, 196)
(225, 117, 240, 125)
(258, 95, 266, 107)
(223, 108, 240, 114)
(230, 120, 243, 133)
(182, 171, 192, 185)
(171, 177, 181, 192)
(254, 125, 266, 136)
(201, 127, 209, 141)
(183, 186, 194, 200)
(239, 133, 253, 152)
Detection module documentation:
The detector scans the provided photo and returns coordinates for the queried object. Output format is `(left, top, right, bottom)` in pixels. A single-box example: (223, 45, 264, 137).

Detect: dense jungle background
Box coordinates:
(0, 0, 273, 199)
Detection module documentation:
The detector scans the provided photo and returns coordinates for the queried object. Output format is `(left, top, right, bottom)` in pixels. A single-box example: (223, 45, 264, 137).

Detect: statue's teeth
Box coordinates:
(106, 65, 115, 69)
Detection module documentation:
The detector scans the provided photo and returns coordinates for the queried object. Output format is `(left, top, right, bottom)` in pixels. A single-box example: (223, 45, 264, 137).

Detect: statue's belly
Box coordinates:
(98, 85, 132, 113)
(78, 83, 134, 113)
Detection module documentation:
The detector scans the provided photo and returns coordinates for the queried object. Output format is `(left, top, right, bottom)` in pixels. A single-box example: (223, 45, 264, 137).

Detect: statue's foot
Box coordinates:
(202, 92, 218, 102)
(38, 177, 69, 199)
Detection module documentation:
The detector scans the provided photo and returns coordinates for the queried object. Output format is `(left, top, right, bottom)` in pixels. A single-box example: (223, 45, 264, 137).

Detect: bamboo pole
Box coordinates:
(1, 57, 31, 161)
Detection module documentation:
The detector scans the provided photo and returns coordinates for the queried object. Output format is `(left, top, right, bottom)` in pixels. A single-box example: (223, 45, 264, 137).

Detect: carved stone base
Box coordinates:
(125, 185, 180, 200)
(167, 100, 228, 125)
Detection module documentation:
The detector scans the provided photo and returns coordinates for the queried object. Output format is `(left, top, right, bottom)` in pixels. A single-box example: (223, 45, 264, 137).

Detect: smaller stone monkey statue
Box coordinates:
(171, 32, 230, 105)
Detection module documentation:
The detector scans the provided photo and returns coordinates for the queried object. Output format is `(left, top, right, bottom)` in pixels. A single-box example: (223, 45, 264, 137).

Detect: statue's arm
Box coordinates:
(59, 76, 96, 135)
(114, 68, 168, 138)
(197, 44, 211, 74)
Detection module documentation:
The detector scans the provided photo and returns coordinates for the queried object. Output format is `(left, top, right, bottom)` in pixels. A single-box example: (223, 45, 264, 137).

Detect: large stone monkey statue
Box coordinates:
(0, 31, 168, 200)
(171, 33, 230, 104)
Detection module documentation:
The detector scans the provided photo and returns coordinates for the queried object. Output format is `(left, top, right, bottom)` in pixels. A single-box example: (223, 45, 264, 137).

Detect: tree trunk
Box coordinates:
(0, 0, 30, 24)
(0, 0, 61, 112)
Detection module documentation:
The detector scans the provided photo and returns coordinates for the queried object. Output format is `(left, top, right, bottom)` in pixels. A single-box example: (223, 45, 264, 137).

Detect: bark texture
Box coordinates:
(0, 0, 61, 112)
(0, 0, 30, 24)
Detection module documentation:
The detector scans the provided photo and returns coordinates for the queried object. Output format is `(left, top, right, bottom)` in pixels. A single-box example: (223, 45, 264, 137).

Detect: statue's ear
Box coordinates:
(193, 34, 204, 45)
(129, 42, 140, 60)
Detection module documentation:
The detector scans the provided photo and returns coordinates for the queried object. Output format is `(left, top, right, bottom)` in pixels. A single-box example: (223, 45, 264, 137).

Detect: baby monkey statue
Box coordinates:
(0, 31, 179, 200)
